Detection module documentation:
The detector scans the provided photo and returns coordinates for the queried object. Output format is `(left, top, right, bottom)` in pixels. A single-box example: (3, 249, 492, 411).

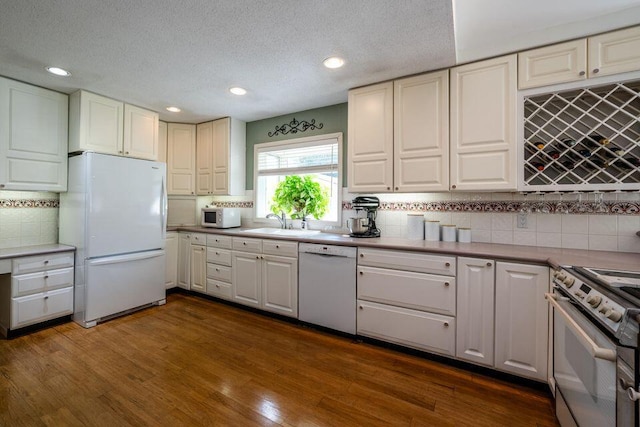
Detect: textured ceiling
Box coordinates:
(0, 1, 639, 124)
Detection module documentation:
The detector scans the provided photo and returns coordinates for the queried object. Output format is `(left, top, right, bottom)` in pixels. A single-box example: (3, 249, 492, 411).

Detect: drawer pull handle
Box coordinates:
(360, 253, 364, 257)
(44, 296, 49, 300)
(579, 71, 586, 76)
(256, 256, 259, 259)
(359, 271, 363, 275)
(44, 260, 49, 265)
(444, 282, 449, 287)
(215, 252, 219, 255)
(445, 262, 450, 267)
(44, 275, 49, 279)
(276, 245, 279, 248)
(443, 322, 449, 327)
(243, 242, 247, 245)
(359, 305, 363, 310)
(215, 268, 220, 272)
(216, 284, 220, 288)
(486, 262, 492, 267)
(593, 68, 600, 74)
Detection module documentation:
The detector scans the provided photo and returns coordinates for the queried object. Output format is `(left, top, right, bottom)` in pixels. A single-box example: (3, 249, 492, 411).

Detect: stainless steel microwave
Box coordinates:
(201, 207, 241, 228)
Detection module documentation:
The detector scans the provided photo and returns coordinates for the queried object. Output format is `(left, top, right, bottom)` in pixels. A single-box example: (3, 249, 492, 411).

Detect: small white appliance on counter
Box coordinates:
(201, 207, 241, 228)
(59, 152, 167, 328)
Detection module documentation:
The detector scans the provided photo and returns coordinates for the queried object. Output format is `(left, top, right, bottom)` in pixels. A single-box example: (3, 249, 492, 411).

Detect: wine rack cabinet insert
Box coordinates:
(521, 76, 640, 191)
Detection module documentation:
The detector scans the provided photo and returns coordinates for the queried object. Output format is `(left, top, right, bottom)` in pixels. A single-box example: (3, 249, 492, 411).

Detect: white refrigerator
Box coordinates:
(59, 152, 167, 328)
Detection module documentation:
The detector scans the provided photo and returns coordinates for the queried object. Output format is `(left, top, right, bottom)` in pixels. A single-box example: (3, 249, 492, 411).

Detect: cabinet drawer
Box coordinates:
(206, 278, 232, 300)
(12, 267, 74, 297)
(206, 234, 232, 249)
(11, 287, 73, 329)
(357, 266, 455, 316)
(207, 263, 232, 283)
(232, 237, 262, 253)
(190, 233, 207, 246)
(262, 239, 298, 258)
(358, 248, 455, 276)
(357, 300, 455, 357)
(12, 251, 74, 275)
(206, 247, 232, 266)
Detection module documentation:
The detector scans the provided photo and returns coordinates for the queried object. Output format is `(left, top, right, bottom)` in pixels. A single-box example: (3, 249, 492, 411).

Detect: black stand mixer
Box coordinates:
(348, 196, 381, 238)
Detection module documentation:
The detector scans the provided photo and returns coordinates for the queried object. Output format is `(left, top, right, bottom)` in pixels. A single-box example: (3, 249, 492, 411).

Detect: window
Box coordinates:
(254, 133, 342, 225)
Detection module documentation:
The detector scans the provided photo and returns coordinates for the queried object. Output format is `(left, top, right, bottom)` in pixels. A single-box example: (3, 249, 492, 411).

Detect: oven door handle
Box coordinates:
(545, 292, 617, 362)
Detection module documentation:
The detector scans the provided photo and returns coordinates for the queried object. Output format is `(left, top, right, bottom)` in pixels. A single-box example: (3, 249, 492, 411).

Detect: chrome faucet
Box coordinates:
(266, 211, 287, 229)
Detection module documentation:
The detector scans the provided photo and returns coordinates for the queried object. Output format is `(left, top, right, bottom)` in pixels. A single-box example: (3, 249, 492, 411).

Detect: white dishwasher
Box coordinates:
(298, 243, 357, 334)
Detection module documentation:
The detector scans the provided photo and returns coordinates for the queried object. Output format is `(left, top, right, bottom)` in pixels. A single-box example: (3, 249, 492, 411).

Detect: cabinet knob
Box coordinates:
(215, 268, 220, 272)
(486, 262, 492, 267)
(44, 260, 49, 265)
(386, 186, 390, 190)
(118, 151, 123, 154)
(243, 242, 246, 245)
(395, 187, 398, 190)
(359, 271, 363, 275)
(125, 151, 129, 155)
(443, 322, 449, 327)
(444, 282, 449, 287)
(445, 262, 450, 267)
(451, 185, 457, 189)
(0, 184, 5, 188)
(359, 305, 363, 310)
(256, 255, 259, 259)
(579, 71, 586, 76)
(44, 296, 49, 300)
(276, 245, 279, 248)
(44, 275, 49, 279)
(593, 68, 600, 74)
(215, 251, 219, 255)
(360, 253, 364, 257)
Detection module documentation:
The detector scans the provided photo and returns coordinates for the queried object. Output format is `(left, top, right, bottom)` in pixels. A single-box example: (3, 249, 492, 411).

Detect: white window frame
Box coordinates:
(253, 132, 343, 228)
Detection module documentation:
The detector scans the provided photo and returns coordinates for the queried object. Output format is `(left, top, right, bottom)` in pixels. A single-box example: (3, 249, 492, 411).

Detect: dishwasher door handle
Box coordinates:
(303, 252, 348, 258)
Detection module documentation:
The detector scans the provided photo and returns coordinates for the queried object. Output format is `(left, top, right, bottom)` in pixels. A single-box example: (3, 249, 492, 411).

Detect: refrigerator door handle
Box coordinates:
(161, 174, 167, 240)
(88, 250, 165, 266)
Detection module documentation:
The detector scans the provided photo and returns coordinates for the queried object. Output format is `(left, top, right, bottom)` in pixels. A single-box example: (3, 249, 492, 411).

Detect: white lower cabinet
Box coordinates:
(189, 233, 207, 293)
(357, 248, 456, 356)
(456, 257, 495, 366)
(177, 233, 191, 289)
(495, 262, 549, 381)
(11, 287, 74, 329)
(231, 237, 298, 318)
(165, 232, 178, 289)
(206, 234, 233, 300)
(357, 300, 455, 356)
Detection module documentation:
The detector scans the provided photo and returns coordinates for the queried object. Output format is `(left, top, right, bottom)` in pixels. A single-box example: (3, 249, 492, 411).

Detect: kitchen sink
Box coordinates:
(240, 227, 321, 237)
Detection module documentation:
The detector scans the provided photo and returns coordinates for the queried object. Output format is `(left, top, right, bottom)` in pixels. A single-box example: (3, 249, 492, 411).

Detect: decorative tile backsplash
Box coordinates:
(0, 191, 59, 249)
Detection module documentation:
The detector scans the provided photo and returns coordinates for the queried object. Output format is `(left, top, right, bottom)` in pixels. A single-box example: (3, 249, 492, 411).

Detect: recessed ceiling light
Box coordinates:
(229, 87, 247, 96)
(323, 56, 345, 69)
(166, 106, 181, 113)
(45, 66, 71, 77)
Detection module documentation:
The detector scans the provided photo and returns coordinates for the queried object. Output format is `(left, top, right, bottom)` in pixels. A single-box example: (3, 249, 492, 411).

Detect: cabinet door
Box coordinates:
(190, 245, 206, 293)
(212, 118, 230, 195)
(348, 82, 393, 192)
(177, 233, 191, 289)
(0, 77, 68, 192)
(167, 123, 196, 195)
(394, 71, 449, 192)
(165, 232, 178, 289)
(588, 26, 640, 78)
(495, 262, 549, 381)
(232, 251, 261, 308)
(69, 91, 123, 155)
(456, 257, 495, 367)
(123, 104, 159, 160)
(158, 121, 168, 163)
(262, 254, 297, 318)
(518, 39, 587, 89)
(450, 54, 517, 191)
(196, 121, 213, 195)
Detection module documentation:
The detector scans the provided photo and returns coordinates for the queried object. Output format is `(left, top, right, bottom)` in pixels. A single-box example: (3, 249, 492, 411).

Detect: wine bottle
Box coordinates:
(590, 158, 606, 168)
(624, 157, 640, 167)
(581, 134, 610, 147)
(549, 151, 560, 159)
(561, 160, 575, 169)
(578, 149, 592, 157)
(532, 162, 545, 171)
(534, 142, 545, 150)
(561, 138, 577, 147)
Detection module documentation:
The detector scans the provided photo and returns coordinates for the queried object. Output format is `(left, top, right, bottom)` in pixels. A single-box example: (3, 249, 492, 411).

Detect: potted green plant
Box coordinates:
(270, 175, 329, 227)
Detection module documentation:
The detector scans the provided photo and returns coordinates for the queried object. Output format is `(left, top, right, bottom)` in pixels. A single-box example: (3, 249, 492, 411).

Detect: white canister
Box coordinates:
(425, 220, 440, 241)
(407, 214, 425, 240)
(457, 227, 471, 243)
(441, 224, 457, 242)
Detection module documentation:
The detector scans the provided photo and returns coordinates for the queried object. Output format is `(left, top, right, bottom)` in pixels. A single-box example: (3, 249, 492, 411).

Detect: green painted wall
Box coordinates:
(245, 103, 348, 190)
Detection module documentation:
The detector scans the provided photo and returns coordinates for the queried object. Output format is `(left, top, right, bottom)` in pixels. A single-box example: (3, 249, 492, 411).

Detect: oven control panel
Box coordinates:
(552, 269, 626, 333)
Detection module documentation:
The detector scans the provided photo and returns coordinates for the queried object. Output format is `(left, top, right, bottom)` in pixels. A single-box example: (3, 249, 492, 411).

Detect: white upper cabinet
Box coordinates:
(69, 91, 123, 155)
(518, 39, 587, 89)
(0, 77, 68, 192)
(69, 90, 159, 161)
(123, 104, 159, 160)
(167, 123, 196, 195)
(394, 71, 449, 192)
(519, 26, 640, 89)
(348, 82, 394, 192)
(157, 120, 168, 163)
(450, 54, 517, 191)
(196, 117, 246, 196)
(588, 26, 640, 78)
(348, 71, 449, 193)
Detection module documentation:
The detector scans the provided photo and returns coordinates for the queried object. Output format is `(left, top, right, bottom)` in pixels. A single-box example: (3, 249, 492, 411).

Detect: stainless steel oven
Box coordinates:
(548, 267, 640, 427)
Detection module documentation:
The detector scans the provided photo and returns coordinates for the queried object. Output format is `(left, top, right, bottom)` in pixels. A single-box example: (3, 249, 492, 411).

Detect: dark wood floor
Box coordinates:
(0, 293, 559, 426)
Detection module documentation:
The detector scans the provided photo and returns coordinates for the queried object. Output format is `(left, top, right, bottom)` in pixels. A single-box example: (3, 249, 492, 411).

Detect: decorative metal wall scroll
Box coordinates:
(268, 118, 323, 137)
